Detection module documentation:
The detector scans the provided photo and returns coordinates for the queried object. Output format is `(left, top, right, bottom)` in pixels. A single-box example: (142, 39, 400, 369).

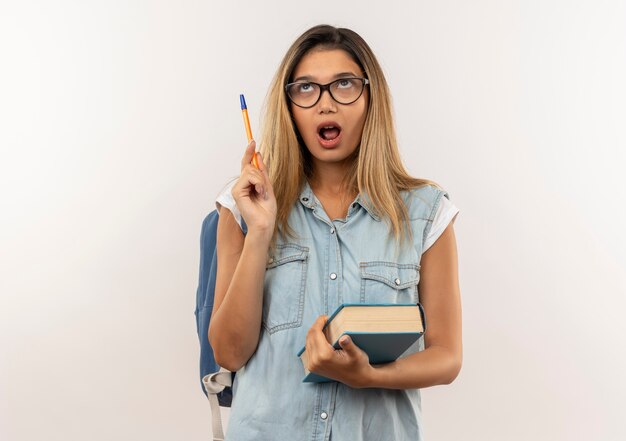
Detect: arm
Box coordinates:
(208, 141, 276, 372)
(304, 221, 462, 389)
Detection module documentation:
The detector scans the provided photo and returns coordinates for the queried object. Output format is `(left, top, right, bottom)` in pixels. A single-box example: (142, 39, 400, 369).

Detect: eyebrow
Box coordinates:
(292, 72, 360, 82)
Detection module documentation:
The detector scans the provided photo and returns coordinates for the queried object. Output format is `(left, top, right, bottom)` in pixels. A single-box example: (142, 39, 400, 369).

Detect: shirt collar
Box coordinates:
(298, 180, 380, 221)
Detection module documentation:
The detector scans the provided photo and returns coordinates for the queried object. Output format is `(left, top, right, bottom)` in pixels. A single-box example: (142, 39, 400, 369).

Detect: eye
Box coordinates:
(336, 79, 355, 89)
(297, 82, 314, 93)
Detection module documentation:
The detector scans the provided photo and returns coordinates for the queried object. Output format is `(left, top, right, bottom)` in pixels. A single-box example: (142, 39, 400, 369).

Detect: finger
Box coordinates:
(312, 315, 328, 333)
(256, 151, 266, 172)
(337, 334, 360, 358)
(306, 316, 332, 370)
(234, 166, 265, 197)
(308, 316, 330, 352)
(255, 153, 274, 200)
(240, 140, 256, 171)
(235, 165, 263, 188)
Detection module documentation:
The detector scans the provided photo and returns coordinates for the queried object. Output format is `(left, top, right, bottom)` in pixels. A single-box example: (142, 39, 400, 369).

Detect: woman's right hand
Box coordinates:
(231, 140, 277, 239)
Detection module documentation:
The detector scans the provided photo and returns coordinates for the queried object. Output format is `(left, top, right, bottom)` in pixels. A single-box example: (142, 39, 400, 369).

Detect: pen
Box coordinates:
(240, 94, 259, 169)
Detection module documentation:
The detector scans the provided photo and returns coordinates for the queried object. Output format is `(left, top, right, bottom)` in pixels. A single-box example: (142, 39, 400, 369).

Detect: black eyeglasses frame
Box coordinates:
(284, 77, 370, 109)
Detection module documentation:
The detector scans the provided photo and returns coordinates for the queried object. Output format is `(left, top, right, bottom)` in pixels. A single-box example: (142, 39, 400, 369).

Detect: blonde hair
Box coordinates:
(259, 25, 438, 243)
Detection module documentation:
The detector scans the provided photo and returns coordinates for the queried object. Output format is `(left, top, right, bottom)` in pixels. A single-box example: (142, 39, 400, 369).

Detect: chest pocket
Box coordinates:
(262, 243, 309, 334)
(359, 261, 420, 304)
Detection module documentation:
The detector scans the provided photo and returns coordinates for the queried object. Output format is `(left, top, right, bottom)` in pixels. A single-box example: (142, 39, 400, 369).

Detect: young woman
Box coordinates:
(209, 25, 462, 440)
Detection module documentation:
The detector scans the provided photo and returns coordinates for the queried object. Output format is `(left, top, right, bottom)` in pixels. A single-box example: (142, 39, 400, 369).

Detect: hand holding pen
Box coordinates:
(231, 94, 276, 238)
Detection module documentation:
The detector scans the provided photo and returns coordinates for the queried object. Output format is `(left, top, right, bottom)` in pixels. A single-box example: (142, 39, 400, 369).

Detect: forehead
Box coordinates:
(292, 49, 362, 81)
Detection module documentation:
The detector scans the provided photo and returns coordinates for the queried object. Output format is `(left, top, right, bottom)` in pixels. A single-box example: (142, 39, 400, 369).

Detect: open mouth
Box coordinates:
(316, 122, 342, 148)
(318, 125, 341, 141)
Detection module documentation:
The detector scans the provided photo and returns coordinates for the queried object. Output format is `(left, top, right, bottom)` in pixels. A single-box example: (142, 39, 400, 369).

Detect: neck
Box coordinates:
(309, 160, 355, 199)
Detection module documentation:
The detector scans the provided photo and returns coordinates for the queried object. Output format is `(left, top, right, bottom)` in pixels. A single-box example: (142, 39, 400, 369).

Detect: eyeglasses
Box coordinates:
(285, 77, 369, 108)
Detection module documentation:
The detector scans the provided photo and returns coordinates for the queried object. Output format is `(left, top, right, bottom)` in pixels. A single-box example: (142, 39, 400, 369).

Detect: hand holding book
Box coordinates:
(298, 303, 426, 384)
(300, 314, 374, 388)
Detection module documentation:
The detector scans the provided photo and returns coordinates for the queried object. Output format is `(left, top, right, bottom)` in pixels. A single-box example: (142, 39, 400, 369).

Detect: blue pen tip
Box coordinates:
(240, 94, 247, 110)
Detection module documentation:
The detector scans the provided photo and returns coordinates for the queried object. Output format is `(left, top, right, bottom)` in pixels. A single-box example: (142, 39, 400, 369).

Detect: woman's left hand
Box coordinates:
(304, 315, 374, 388)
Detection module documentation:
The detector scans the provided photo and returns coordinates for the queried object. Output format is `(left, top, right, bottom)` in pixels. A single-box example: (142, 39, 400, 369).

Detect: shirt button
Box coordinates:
(268, 257, 274, 264)
(330, 227, 335, 234)
(320, 411, 328, 420)
(394, 278, 401, 285)
(302, 197, 309, 202)
(330, 273, 337, 280)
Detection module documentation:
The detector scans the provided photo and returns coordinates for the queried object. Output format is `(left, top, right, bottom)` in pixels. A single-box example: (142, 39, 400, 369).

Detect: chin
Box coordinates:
(313, 148, 357, 164)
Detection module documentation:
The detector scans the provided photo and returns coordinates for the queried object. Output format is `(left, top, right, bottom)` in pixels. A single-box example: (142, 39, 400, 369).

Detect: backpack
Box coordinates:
(195, 209, 247, 440)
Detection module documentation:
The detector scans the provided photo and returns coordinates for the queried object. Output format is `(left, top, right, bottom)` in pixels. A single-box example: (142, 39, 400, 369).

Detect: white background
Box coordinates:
(1, 1, 625, 440)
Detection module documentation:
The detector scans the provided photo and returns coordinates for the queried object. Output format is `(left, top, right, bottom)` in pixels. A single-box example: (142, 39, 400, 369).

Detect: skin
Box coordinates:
(209, 49, 462, 389)
(291, 49, 369, 218)
(208, 141, 275, 371)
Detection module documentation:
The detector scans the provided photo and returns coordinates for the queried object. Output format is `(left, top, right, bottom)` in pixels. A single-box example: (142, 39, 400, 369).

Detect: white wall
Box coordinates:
(1, 1, 625, 440)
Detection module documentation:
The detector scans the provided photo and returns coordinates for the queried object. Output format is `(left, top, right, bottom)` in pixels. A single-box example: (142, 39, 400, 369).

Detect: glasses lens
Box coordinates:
(286, 82, 320, 108)
(330, 78, 364, 104)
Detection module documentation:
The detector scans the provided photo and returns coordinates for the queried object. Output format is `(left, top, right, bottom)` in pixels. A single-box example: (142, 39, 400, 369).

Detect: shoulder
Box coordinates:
(401, 183, 459, 254)
(215, 178, 245, 232)
(215, 179, 236, 211)
(402, 184, 449, 221)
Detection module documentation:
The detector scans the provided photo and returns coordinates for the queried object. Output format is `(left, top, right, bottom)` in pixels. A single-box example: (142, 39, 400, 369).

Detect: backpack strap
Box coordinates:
(202, 368, 233, 441)
(197, 208, 246, 439)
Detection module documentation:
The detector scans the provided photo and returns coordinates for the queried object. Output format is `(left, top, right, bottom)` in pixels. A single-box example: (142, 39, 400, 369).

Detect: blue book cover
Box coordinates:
(297, 303, 426, 383)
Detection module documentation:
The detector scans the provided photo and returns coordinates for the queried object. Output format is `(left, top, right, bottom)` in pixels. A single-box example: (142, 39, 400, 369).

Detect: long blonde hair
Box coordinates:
(259, 25, 438, 242)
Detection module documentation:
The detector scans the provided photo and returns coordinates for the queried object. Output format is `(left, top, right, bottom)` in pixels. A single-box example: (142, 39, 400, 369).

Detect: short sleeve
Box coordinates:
(422, 195, 459, 253)
(215, 180, 244, 231)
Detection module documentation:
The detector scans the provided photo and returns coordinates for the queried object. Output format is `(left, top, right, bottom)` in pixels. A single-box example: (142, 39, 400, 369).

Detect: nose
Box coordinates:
(317, 88, 337, 113)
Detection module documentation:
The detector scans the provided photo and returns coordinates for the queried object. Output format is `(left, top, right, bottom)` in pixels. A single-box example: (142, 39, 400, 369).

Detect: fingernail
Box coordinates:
(264, 190, 268, 200)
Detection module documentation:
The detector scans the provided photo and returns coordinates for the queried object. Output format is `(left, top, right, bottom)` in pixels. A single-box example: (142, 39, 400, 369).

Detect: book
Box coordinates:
(297, 303, 426, 383)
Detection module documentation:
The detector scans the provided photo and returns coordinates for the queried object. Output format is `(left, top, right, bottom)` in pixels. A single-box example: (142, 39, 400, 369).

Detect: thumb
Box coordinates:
(338, 335, 357, 355)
